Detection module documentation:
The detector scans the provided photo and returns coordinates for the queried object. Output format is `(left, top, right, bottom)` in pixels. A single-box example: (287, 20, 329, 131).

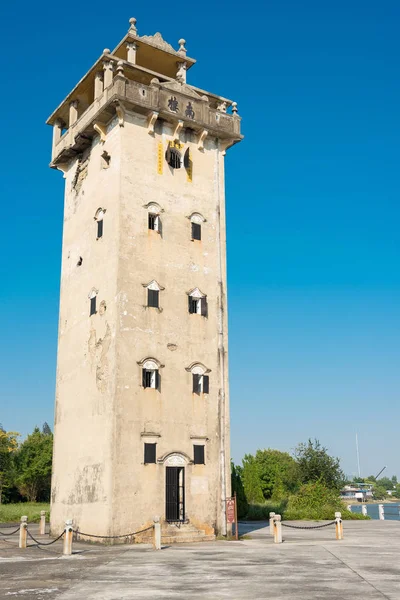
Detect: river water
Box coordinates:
(349, 503, 400, 520)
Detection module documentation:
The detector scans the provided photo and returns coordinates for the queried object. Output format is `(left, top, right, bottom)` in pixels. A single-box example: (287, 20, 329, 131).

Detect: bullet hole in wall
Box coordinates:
(99, 300, 107, 315)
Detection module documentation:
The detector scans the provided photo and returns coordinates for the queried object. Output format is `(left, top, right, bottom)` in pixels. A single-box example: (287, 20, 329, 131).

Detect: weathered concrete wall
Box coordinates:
(51, 110, 231, 537)
(51, 119, 121, 535)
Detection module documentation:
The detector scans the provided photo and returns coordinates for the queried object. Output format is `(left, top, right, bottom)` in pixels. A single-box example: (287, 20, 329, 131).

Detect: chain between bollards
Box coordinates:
(272, 513, 343, 543)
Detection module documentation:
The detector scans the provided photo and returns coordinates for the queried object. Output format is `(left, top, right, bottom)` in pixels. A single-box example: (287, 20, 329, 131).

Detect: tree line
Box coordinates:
(231, 439, 399, 519)
(0, 424, 53, 504)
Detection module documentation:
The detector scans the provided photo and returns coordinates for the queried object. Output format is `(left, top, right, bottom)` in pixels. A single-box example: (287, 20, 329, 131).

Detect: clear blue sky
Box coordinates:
(0, 1, 399, 479)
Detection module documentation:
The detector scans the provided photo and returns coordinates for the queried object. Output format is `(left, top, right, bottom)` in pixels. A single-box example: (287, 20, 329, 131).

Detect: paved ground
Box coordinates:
(1, 520, 399, 599)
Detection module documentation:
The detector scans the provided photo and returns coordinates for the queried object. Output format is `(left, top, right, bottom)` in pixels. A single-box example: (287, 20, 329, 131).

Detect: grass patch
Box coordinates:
(216, 534, 252, 541)
(0, 503, 50, 524)
(245, 501, 287, 521)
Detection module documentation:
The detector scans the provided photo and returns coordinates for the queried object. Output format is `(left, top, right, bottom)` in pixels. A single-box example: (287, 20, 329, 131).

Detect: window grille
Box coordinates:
(166, 146, 181, 169)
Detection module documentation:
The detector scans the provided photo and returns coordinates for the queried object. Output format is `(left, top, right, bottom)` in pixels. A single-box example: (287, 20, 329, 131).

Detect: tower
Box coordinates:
(47, 17, 242, 540)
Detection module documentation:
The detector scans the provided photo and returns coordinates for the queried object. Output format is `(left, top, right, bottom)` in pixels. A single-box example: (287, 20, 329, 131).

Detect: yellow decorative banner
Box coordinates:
(186, 148, 193, 183)
(157, 141, 163, 175)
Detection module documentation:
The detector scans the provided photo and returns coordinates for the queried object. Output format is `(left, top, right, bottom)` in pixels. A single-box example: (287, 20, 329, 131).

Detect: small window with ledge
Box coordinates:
(186, 362, 211, 396)
(193, 445, 205, 465)
(187, 288, 208, 317)
(144, 202, 163, 236)
(189, 213, 206, 241)
(138, 358, 164, 391)
(193, 373, 209, 395)
(143, 280, 164, 310)
(88, 288, 98, 316)
(144, 443, 157, 464)
(148, 213, 160, 232)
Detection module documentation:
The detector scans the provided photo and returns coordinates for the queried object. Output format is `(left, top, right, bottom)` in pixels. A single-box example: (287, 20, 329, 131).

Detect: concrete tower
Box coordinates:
(47, 18, 242, 541)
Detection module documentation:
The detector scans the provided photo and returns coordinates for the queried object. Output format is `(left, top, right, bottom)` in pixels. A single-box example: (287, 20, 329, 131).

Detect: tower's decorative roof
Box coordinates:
(139, 32, 176, 54)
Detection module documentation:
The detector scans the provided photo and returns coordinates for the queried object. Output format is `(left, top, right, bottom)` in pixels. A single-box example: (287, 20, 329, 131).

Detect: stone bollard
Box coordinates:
(63, 520, 73, 556)
(361, 504, 367, 517)
(269, 512, 276, 536)
(378, 504, 384, 520)
(19, 516, 28, 549)
(39, 510, 46, 535)
(335, 512, 343, 540)
(153, 516, 161, 550)
(273, 514, 282, 544)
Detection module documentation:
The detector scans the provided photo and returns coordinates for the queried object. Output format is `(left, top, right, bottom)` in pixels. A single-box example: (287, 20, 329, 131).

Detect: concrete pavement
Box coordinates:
(0, 520, 399, 599)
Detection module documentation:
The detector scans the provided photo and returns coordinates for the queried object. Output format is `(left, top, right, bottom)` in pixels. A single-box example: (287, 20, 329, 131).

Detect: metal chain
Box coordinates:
(72, 525, 154, 540)
(26, 529, 65, 546)
(0, 526, 20, 536)
(281, 520, 337, 530)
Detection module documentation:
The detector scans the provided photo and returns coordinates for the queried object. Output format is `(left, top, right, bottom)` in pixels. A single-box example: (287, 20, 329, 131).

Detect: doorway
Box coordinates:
(166, 467, 185, 521)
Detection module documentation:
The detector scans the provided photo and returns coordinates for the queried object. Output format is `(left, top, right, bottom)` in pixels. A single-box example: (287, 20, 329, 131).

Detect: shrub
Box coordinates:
(283, 480, 360, 520)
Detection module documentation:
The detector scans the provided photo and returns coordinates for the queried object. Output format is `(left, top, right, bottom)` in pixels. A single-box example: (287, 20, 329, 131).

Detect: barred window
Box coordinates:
(166, 146, 181, 169)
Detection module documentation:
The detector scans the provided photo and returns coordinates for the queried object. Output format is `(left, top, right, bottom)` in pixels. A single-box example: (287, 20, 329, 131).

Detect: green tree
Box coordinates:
(294, 439, 344, 491)
(373, 484, 387, 500)
(15, 427, 53, 502)
(391, 475, 398, 487)
(377, 477, 394, 490)
(231, 462, 248, 518)
(241, 454, 264, 503)
(253, 449, 299, 500)
(0, 429, 19, 504)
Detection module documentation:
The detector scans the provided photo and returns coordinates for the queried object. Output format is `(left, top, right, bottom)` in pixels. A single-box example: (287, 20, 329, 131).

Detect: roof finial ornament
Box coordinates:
(178, 39, 187, 56)
(129, 17, 138, 36)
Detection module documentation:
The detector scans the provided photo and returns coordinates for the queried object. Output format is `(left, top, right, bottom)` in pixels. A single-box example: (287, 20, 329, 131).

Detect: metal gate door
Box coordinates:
(166, 467, 185, 521)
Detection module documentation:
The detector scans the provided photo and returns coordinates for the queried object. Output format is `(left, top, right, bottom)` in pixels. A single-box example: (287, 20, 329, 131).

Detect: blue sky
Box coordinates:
(0, 1, 399, 479)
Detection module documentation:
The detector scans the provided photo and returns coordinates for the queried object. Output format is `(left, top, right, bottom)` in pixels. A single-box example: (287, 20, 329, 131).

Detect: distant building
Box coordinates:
(341, 484, 374, 502)
(47, 17, 242, 541)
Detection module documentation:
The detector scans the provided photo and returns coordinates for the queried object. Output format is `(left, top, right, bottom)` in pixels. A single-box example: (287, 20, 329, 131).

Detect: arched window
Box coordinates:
(189, 212, 206, 241)
(137, 357, 164, 391)
(187, 288, 208, 317)
(88, 288, 98, 316)
(94, 208, 106, 239)
(186, 362, 210, 395)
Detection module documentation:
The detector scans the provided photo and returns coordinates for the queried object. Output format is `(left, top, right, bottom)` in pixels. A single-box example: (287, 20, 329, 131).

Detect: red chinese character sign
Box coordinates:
(226, 493, 238, 540)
